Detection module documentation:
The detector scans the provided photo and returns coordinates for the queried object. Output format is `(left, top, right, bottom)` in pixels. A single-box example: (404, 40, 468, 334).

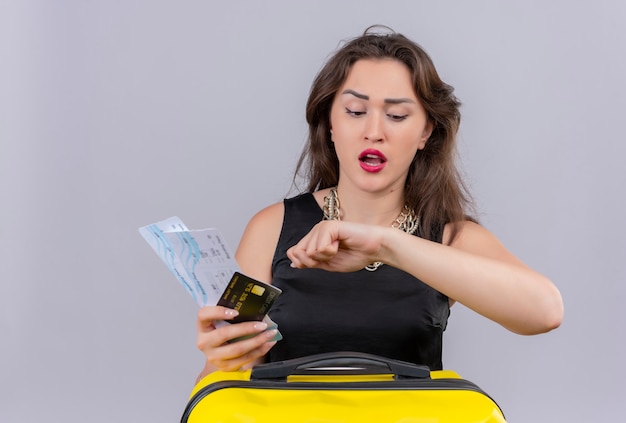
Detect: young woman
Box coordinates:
(195, 28, 563, 379)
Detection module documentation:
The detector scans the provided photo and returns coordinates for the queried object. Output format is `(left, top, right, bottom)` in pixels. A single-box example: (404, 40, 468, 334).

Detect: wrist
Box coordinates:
(377, 226, 400, 268)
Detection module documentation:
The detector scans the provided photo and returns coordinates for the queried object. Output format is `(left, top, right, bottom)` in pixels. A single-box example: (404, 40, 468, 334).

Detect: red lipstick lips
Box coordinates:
(359, 149, 387, 173)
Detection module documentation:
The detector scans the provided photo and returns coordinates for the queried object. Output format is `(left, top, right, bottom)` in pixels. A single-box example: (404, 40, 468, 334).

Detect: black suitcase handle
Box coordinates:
(250, 352, 430, 381)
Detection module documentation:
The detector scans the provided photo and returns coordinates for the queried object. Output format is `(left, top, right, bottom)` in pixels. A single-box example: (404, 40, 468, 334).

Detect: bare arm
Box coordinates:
(234, 202, 284, 283)
(287, 220, 563, 335)
(195, 202, 284, 381)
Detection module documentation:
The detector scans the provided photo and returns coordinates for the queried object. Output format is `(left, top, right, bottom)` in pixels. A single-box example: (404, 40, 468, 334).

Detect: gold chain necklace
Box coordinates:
(322, 187, 419, 271)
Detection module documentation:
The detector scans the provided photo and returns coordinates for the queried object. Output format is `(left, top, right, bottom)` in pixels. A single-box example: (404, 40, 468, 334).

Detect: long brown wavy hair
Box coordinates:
(294, 26, 475, 243)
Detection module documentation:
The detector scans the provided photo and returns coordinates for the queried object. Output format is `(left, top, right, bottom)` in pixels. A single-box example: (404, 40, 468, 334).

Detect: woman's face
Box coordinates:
(329, 59, 432, 195)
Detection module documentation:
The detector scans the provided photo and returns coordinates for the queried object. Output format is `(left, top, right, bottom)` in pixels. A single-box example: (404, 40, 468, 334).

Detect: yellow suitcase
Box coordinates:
(182, 352, 506, 423)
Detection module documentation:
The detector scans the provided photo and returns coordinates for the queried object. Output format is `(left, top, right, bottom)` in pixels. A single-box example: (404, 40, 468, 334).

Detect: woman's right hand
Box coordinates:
(196, 306, 278, 377)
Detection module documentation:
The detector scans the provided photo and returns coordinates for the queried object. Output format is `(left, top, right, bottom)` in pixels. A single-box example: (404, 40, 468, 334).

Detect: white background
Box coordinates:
(1, 1, 624, 422)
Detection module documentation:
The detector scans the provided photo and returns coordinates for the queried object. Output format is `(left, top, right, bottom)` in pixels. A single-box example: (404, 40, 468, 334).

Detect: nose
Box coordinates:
(364, 112, 384, 142)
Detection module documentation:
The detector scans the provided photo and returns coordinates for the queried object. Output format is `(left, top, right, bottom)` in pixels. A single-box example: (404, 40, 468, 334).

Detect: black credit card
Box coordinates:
(217, 272, 281, 324)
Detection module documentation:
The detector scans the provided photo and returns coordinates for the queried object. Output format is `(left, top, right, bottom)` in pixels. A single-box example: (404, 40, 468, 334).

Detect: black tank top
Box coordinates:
(268, 193, 450, 370)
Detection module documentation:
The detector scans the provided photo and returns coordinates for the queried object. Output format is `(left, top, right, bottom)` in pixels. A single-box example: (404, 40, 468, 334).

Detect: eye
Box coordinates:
(345, 108, 366, 117)
(388, 113, 408, 122)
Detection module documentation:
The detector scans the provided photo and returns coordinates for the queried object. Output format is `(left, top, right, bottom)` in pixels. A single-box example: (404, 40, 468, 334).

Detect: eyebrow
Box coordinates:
(341, 89, 416, 104)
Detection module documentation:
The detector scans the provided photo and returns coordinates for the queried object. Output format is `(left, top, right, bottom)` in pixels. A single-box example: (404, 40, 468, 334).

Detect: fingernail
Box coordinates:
(290, 262, 297, 268)
(254, 322, 268, 331)
(224, 309, 239, 317)
(265, 329, 278, 339)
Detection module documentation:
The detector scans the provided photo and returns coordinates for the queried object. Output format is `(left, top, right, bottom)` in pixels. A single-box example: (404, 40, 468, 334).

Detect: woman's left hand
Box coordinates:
(286, 220, 387, 272)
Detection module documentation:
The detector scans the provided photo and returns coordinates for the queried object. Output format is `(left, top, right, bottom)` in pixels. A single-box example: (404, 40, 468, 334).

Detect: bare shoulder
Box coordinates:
(443, 220, 527, 267)
(235, 202, 285, 283)
(244, 201, 285, 231)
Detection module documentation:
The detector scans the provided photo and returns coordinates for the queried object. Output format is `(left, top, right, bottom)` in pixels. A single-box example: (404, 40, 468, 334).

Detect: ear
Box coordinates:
(418, 120, 434, 150)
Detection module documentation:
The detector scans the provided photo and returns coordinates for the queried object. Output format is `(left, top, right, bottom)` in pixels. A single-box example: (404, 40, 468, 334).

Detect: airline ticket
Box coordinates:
(139, 217, 282, 341)
(139, 216, 239, 307)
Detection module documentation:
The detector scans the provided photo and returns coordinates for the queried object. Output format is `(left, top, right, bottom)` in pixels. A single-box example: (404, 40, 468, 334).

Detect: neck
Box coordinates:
(332, 184, 405, 226)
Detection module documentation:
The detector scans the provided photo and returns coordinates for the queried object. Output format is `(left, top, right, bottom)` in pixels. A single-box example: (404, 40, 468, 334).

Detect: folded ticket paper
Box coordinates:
(139, 216, 282, 341)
